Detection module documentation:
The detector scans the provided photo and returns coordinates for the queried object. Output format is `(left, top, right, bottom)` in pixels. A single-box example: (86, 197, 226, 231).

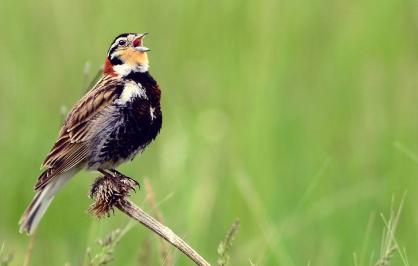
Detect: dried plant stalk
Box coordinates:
(89, 174, 210, 266)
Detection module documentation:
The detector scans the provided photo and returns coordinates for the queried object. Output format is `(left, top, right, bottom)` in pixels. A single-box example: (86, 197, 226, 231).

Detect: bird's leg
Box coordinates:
(108, 168, 124, 177)
(96, 168, 140, 189)
(98, 168, 112, 177)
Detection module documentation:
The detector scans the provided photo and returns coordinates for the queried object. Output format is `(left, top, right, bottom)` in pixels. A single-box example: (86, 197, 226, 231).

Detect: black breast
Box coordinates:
(89, 71, 162, 167)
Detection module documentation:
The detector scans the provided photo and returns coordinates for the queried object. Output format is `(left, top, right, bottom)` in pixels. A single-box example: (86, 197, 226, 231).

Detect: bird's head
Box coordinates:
(104, 33, 150, 76)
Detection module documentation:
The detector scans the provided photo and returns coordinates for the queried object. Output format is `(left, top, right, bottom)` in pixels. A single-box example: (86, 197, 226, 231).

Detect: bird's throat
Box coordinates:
(103, 58, 149, 77)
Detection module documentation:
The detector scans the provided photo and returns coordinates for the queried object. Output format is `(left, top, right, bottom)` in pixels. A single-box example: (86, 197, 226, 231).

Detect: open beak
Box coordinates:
(133, 33, 150, 52)
(136, 46, 150, 52)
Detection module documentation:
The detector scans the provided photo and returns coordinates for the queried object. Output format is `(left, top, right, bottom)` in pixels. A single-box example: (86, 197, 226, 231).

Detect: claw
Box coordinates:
(109, 169, 141, 190)
(89, 170, 141, 218)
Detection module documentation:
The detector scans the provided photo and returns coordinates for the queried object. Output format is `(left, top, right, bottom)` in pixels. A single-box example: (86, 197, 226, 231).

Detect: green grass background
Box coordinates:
(0, 0, 417, 265)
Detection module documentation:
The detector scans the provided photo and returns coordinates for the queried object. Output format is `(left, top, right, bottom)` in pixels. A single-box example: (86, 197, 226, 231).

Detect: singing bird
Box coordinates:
(19, 33, 162, 235)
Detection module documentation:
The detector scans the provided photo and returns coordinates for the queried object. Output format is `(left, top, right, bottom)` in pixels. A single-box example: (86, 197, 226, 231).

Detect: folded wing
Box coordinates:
(35, 76, 124, 190)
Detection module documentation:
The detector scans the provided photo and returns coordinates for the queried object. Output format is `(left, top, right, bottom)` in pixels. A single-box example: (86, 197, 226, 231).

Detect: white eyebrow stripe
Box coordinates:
(107, 37, 128, 56)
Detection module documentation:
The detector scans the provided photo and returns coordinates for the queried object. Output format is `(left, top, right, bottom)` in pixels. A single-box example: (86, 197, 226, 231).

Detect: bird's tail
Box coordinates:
(19, 169, 77, 235)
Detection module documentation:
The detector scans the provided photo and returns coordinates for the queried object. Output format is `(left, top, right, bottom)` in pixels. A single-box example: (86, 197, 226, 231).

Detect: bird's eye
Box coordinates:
(118, 40, 126, 45)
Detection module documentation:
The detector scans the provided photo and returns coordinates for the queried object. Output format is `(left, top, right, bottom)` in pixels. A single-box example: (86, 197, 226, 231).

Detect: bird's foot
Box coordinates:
(97, 168, 140, 190)
(89, 169, 140, 218)
(109, 169, 141, 190)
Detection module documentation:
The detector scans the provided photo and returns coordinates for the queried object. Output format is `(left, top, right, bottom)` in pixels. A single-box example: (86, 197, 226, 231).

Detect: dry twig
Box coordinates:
(89, 173, 211, 266)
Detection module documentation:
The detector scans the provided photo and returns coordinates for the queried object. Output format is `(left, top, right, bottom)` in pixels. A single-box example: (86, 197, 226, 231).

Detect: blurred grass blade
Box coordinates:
(217, 219, 240, 266)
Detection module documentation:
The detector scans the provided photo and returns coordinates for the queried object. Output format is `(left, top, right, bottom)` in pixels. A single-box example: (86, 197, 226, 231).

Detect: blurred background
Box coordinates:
(0, 0, 417, 265)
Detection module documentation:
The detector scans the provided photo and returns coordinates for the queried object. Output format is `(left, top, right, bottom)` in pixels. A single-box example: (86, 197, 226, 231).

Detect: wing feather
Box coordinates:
(35, 76, 124, 190)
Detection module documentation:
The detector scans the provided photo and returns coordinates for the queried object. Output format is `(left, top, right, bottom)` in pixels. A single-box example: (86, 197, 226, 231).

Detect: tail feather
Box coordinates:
(19, 169, 77, 235)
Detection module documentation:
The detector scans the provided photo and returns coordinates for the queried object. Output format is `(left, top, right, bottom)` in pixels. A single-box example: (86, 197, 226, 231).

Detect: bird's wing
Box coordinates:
(35, 76, 124, 190)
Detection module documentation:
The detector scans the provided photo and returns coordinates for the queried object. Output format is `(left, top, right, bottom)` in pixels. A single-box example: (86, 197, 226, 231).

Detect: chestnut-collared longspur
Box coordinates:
(19, 33, 162, 235)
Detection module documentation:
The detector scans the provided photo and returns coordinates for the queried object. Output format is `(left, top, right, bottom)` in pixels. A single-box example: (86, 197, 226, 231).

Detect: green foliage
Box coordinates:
(87, 223, 133, 266)
(0, 0, 417, 265)
(0, 243, 13, 266)
(374, 194, 409, 266)
(217, 219, 240, 266)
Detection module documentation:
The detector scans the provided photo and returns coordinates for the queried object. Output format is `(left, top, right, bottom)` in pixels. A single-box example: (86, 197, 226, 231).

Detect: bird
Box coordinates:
(19, 33, 162, 235)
